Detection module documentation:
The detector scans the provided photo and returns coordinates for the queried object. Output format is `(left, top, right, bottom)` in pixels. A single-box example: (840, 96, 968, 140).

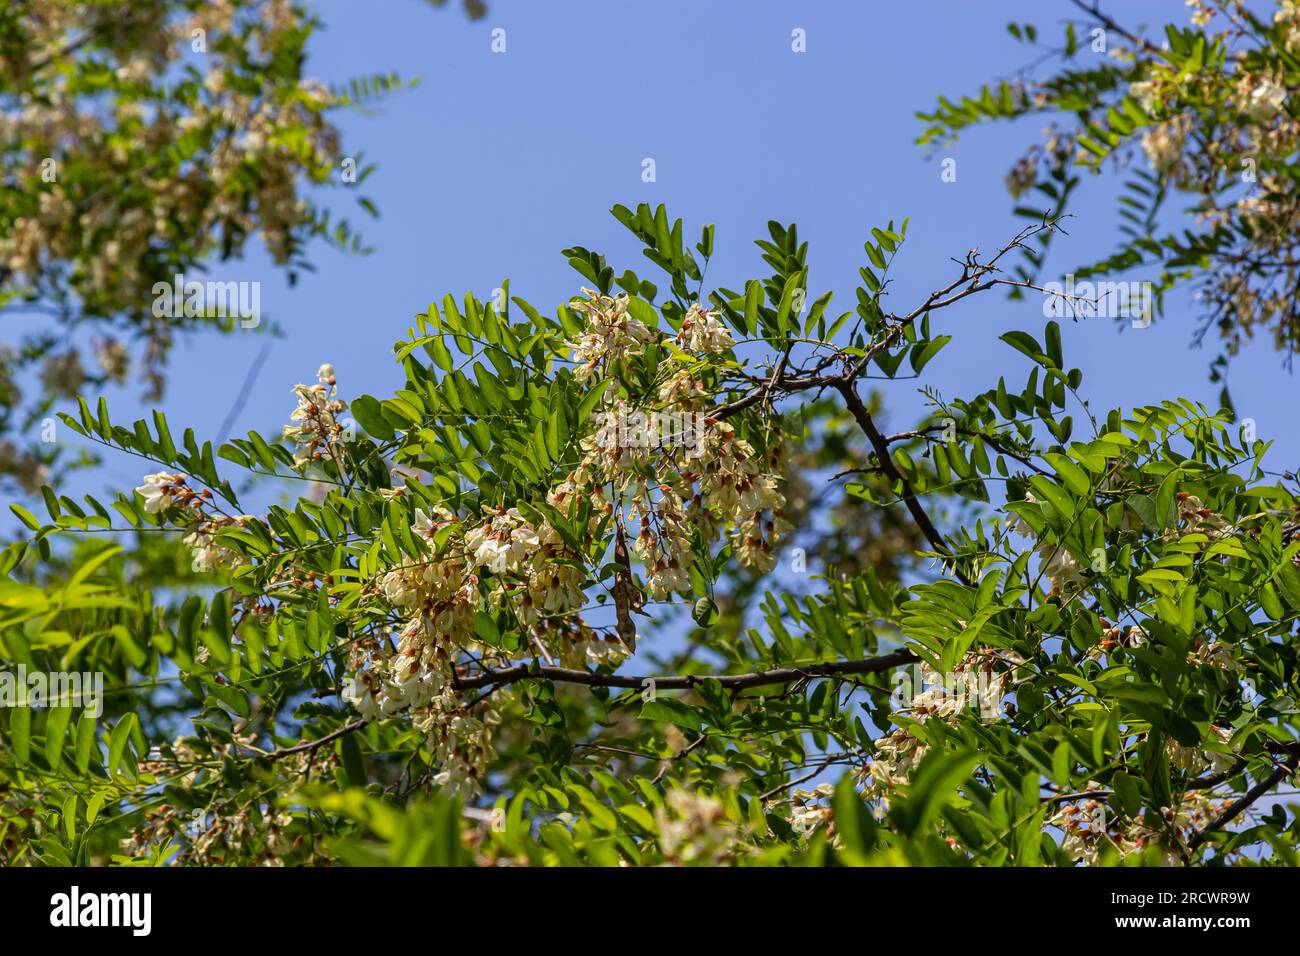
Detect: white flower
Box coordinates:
(282, 372, 347, 467)
(1140, 116, 1190, 173)
(1242, 77, 1286, 122)
(1006, 492, 1038, 537)
(866, 728, 928, 789)
(464, 508, 540, 574)
(1277, 1, 1300, 53)
(342, 675, 382, 721)
(566, 289, 654, 381)
(380, 568, 422, 608)
(184, 523, 246, 572)
(1128, 79, 1159, 114)
(583, 635, 631, 667)
(675, 304, 734, 354)
(136, 472, 183, 513)
(1039, 544, 1085, 592)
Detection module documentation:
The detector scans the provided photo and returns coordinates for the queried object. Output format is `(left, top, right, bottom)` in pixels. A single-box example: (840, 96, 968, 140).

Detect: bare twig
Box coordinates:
(266, 719, 367, 761)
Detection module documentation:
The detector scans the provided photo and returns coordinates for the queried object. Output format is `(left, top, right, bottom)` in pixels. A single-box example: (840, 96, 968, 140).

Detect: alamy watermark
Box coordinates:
(151, 272, 261, 328)
(50, 886, 151, 936)
(0, 665, 103, 717)
(592, 407, 705, 459)
(1042, 275, 1154, 328)
(890, 663, 1004, 721)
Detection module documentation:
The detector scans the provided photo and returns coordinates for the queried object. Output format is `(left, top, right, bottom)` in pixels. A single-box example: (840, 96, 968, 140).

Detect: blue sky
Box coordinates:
(45, 0, 1298, 509)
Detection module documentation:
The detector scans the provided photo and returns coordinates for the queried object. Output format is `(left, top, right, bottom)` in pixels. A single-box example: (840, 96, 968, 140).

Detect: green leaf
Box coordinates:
(892, 749, 979, 837)
(9, 504, 41, 531)
(1044, 453, 1092, 497)
(63, 794, 78, 840)
(639, 698, 703, 733)
(339, 732, 367, 788)
(1112, 771, 1143, 817)
(691, 597, 718, 628)
(74, 713, 97, 773)
(742, 280, 762, 336)
(10, 707, 31, 763)
(833, 775, 877, 864)
(44, 705, 72, 772)
(352, 394, 395, 441)
(107, 713, 137, 777)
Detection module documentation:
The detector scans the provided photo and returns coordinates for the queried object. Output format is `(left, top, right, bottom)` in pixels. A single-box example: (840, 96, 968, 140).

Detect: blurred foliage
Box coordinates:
(0, 0, 474, 494)
(920, 0, 1300, 375)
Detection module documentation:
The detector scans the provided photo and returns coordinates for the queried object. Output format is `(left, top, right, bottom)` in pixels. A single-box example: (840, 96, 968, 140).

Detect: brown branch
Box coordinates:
(1188, 754, 1299, 850)
(1067, 1, 1163, 56)
(452, 649, 919, 692)
(714, 220, 1066, 426)
(651, 732, 708, 785)
(266, 719, 367, 761)
(757, 755, 838, 802)
(1042, 761, 1249, 806)
(835, 381, 972, 586)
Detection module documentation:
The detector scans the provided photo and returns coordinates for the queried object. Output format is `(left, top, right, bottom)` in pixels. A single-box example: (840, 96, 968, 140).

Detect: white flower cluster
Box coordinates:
(1140, 114, 1193, 174)
(465, 507, 541, 575)
(1088, 622, 1148, 660)
(283, 364, 348, 468)
(864, 649, 1019, 801)
(862, 727, 928, 791)
(344, 499, 618, 792)
(135, 473, 255, 573)
(655, 788, 739, 865)
(184, 515, 255, 573)
(1277, 0, 1300, 53)
(788, 783, 836, 838)
(1187, 638, 1244, 675)
(337, 289, 793, 789)
(1235, 73, 1288, 123)
(1049, 788, 1235, 865)
(674, 303, 734, 354)
(1129, 79, 1160, 114)
(1175, 491, 1229, 539)
(1, 0, 343, 408)
(343, 505, 504, 793)
(413, 691, 501, 792)
(1165, 724, 1237, 776)
(566, 288, 791, 598)
(567, 289, 654, 383)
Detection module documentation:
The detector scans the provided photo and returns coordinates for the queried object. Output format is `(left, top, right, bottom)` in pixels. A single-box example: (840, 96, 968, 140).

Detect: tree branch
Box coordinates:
(1068, 1, 1163, 56)
(266, 719, 367, 761)
(835, 381, 972, 585)
(1188, 754, 1299, 850)
(452, 648, 919, 692)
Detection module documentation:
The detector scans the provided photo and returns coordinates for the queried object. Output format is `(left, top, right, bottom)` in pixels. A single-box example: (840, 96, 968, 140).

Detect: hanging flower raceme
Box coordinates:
(283, 363, 348, 468)
(566, 288, 653, 382)
(674, 303, 734, 354)
(334, 283, 794, 796)
(464, 506, 542, 574)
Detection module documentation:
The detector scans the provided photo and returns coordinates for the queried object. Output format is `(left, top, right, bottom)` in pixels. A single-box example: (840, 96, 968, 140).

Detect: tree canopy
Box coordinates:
(920, 0, 1300, 370)
(4, 203, 1298, 866)
(0, 0, 475, 495)
(2, 0, 1299, 871)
